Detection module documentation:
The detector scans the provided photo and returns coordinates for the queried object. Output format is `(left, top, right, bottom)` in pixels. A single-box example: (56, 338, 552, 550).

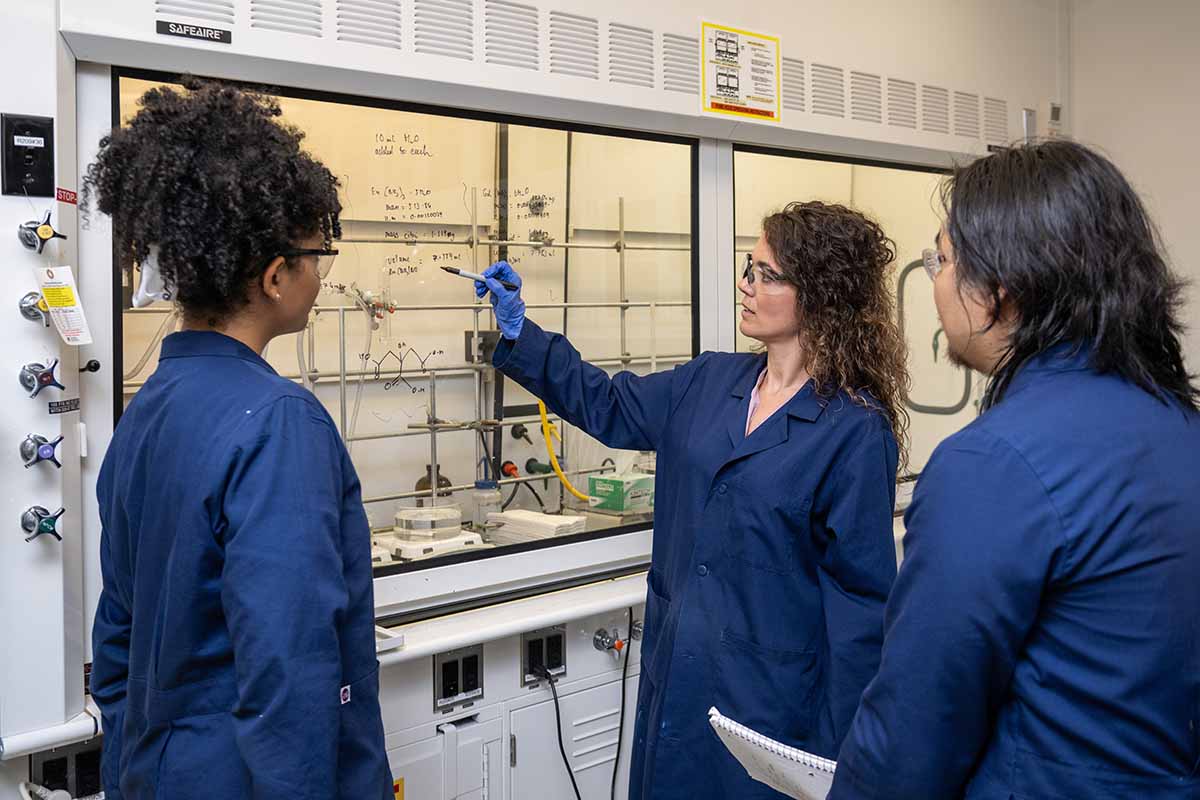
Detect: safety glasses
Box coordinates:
(921, 248, 946, 281)
(740, 253, 791, 294)
(282, 248, 339, 279)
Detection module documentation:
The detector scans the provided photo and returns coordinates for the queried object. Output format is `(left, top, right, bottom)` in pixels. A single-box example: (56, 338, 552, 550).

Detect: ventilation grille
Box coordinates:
(336, 0, 400, 49)
(984, 97, 1008, 144)
(850, 71, 882, 124)
(548, 11, 599, 80)
(921, 85, 950, 134)
(250, 0, 321, 36)
(811, 64, 845, 118)
(609, 23, 654, 88)
(781, 58, 805, 112)
(414, 0, 473, 60)
(484, 0, 537, 69)
(662, 34, 698, 95)
(155, 0, 234, 25)
(887, 78, 917, 129)
(953, 91, 980, 138)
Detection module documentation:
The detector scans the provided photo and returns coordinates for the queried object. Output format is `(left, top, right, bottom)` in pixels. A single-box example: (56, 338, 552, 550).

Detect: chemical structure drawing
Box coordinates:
(363, 344, 446, 392)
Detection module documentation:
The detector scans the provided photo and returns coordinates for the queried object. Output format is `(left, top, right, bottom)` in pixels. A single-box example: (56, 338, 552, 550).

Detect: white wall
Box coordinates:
(62, 0, 1068, 168)
(1071, 1, 1200, 362)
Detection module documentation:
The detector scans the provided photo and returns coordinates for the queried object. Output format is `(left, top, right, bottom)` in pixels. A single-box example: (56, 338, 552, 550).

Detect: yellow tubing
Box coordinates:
(538, 400, 590, 501)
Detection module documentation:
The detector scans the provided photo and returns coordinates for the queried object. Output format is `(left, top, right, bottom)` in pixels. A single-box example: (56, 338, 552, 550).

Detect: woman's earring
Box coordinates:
(274, 294, 282, 302)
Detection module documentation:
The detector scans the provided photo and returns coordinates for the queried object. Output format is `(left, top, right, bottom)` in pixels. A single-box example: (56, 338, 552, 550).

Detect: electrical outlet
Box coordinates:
(433, 644, 485, 713)
(30, 738, 103, 796)
(521, 625, 567, 686)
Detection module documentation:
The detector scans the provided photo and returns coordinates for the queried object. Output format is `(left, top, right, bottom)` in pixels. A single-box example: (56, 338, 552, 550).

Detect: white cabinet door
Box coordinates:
(388, 717, 503, 800)
(510, 678, 638, 800)
(389, 736, 443, 799)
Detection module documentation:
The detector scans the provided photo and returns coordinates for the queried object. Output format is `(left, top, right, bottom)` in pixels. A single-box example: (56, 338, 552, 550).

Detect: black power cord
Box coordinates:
(523, 481, 546, 509)
(534, 664, 584, 800)
(611, 606, 635, 800)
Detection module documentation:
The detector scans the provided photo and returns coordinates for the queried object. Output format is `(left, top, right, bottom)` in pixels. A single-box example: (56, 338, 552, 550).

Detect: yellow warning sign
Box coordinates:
(701, 21, 782, 123)
(393, 778, 404, 800)
(42, 286, 77, 308)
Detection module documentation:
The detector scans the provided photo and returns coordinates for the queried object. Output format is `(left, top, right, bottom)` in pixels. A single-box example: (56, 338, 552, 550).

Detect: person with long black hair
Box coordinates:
(829, 140, 1200, 799)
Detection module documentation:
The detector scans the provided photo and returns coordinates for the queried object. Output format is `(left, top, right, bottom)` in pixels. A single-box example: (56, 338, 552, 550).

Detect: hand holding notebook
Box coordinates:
(708, 707, 836, 800)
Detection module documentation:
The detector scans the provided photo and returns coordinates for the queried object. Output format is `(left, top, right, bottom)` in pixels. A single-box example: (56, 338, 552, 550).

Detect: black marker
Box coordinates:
(440, 266, 518, 291)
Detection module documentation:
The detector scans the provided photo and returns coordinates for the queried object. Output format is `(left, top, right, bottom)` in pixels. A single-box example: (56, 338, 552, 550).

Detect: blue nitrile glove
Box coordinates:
(475, 260, 525, 340)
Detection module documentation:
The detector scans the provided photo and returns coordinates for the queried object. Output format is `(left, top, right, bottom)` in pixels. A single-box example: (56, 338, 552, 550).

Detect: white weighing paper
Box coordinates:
(709, 707, 835, 800)
(34, 266, 93, 346)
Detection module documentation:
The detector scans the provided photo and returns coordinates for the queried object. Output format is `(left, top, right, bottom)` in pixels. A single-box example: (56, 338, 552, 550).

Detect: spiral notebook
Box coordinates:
(708, 707, 836, 800)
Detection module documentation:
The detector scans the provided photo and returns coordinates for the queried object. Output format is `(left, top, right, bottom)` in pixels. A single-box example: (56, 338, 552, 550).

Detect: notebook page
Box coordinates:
(708, 707, 836, 800)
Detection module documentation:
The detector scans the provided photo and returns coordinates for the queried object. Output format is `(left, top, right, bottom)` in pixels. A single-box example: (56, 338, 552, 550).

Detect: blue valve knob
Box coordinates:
(19, 359, 64, 398)
(21, 506, 64, 542)
(21, 434, 63, 469)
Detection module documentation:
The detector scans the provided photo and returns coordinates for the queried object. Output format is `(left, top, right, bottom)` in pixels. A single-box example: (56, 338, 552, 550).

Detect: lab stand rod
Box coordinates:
(338, 306, 348, 436)
(428, 370, 439, 504)
(306, 318, 316, 377)
(338, 237, 472, 246)
(121, 353, 691, 391)
(478, 239, 616, 251)
(623, 243, 692, 252)
(362, 465, 613, 504)
(619, 196, 629, 367)
(346, 412, 565, 443)
(471, 186, 483, 479)
(126, 301, 691, 315)
(650, 302, 657, 373)
(334, 236, 689, 253)
(313, 300, 690, 313)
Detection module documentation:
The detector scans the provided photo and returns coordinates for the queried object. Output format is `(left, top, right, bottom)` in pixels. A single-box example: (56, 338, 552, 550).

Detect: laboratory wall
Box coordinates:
(1070, 0, 1200, 366)
(61, 0, 1067, 167)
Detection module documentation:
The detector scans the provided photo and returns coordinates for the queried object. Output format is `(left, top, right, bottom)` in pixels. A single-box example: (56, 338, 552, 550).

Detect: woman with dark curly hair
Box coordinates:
(475, 200, 909, 800)
(86, 80, 391, 800)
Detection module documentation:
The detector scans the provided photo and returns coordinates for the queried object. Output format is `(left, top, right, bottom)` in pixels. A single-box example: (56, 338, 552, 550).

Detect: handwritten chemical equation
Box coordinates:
(373, 132, 434, 158)
(363, 345, 446, 393)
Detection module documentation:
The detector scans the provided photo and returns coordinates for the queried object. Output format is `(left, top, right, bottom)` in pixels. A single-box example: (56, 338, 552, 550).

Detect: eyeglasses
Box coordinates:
(281, 248, 339, 279)
(921, 248, 946, 281)
(740, 253, 790, 294)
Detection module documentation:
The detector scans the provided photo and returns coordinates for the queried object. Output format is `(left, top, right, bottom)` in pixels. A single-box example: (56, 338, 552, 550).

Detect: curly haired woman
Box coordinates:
(86, 80, 391, 800)
(475, 201, 910, 800)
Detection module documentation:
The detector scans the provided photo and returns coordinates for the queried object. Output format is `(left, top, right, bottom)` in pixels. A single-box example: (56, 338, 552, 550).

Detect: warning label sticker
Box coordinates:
(701, 22, 781, 123)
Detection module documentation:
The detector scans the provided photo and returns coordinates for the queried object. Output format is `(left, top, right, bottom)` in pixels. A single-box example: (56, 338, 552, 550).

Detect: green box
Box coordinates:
(588, 472, 654, 514)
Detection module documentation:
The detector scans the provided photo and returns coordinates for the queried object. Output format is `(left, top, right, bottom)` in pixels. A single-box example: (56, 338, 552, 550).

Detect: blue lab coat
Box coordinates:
(831, 346, 1200, 799)
(91, 331, 391, 800)
(494, 320, 899, 800)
